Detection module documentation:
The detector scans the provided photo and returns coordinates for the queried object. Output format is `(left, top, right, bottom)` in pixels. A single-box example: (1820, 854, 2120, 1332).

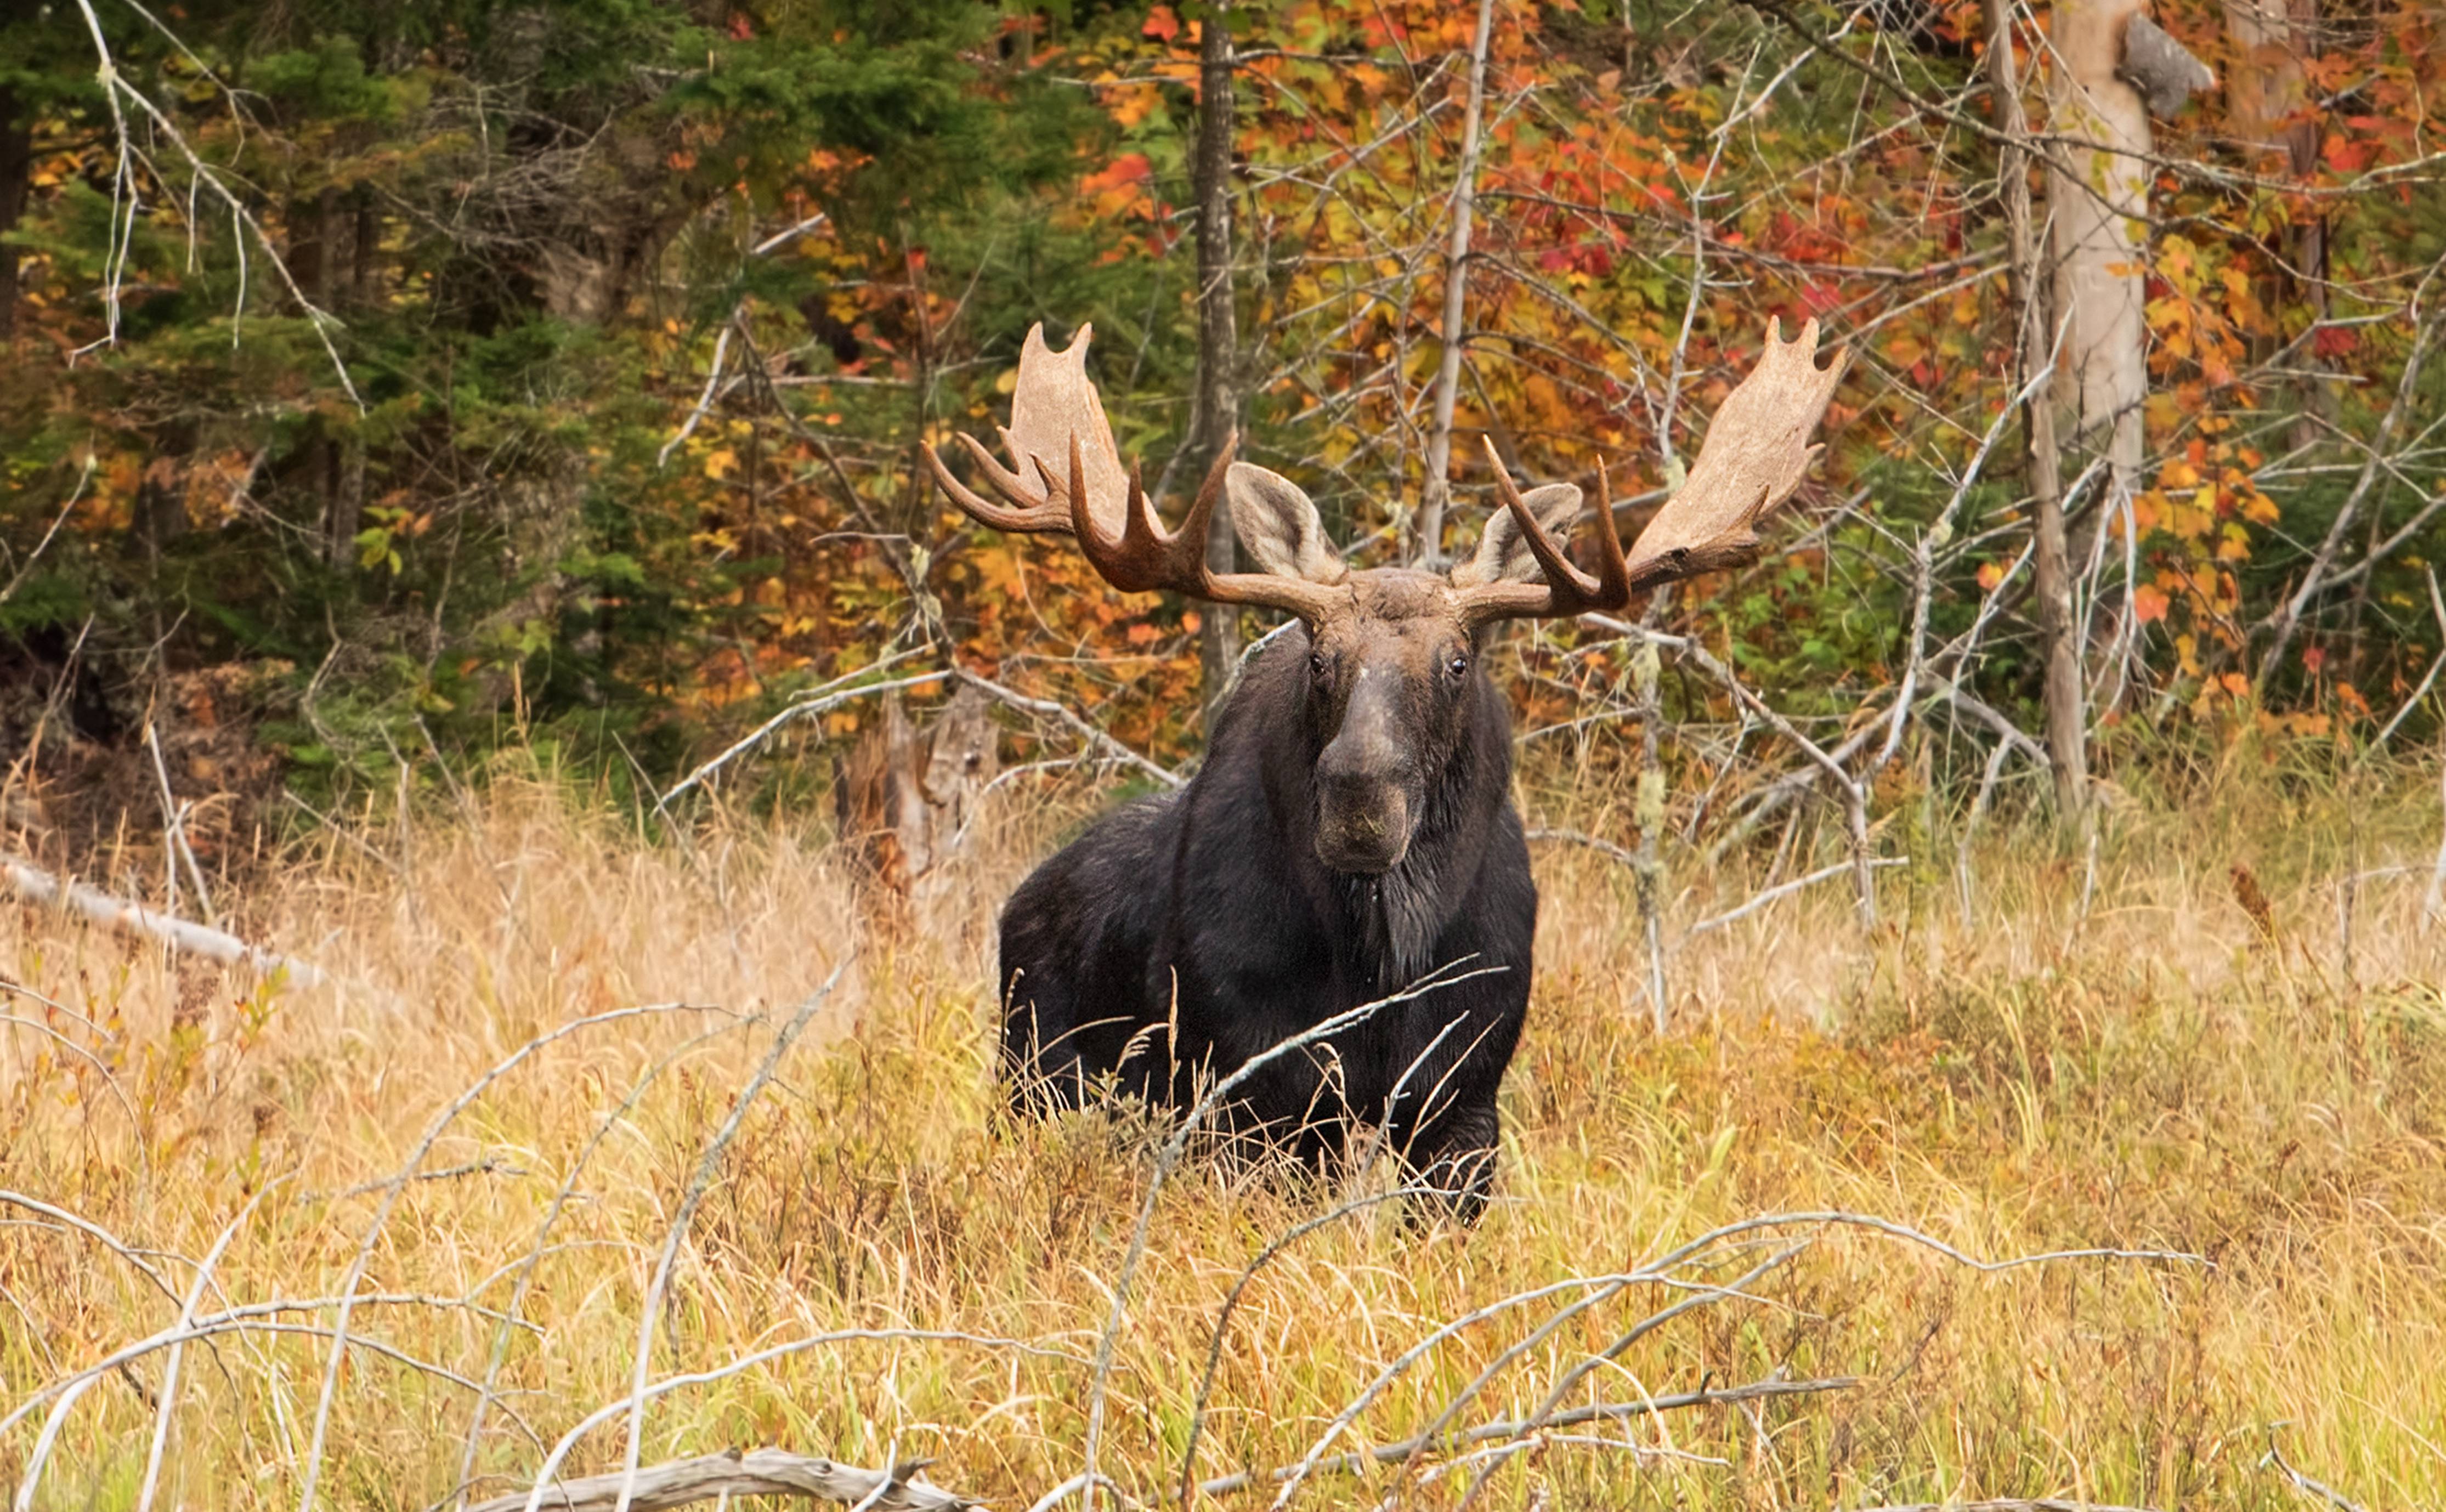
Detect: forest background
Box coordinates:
(2, 0, 2441, 853)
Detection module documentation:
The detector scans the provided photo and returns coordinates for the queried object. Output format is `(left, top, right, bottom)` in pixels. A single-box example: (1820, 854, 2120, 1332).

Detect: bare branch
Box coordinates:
(951, 669, 1181, 791)
(462, 1450, 973, 1512)
(1, 853, 328, 986)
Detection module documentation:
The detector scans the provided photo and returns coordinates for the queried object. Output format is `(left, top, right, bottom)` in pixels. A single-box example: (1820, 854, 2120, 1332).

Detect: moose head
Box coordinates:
(926, 320, 1846, 876)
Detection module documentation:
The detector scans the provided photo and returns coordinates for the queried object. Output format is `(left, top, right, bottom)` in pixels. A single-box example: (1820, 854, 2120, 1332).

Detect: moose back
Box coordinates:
(929, 320, 1844, 1218)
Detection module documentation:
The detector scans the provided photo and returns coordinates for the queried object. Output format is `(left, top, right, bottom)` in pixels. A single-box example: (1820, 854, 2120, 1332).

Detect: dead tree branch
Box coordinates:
(461, 1450, 974, 1512)
(0, 853, 328, 986)
(1413, 0, 1497, 566)
(951, 670, 1181, 791)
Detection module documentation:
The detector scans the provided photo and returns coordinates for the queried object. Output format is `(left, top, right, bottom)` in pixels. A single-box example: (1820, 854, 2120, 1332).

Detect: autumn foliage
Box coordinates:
(0, 0, 2441, 806)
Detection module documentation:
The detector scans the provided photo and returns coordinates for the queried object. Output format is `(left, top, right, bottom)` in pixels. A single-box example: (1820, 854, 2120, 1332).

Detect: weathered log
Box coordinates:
(1, 852, 327, 986)
(462, 1449, 976, 1512)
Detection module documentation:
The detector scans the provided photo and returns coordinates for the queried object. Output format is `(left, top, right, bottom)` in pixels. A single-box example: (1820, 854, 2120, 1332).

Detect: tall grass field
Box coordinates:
(3, 754, 2444, 1510)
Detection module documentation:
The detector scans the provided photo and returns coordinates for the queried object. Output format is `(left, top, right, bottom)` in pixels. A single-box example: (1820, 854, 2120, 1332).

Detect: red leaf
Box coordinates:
(2323, 133, 2375, 173)
(1082, 154, 1154, 194)
(1143, 5, 1181, 41)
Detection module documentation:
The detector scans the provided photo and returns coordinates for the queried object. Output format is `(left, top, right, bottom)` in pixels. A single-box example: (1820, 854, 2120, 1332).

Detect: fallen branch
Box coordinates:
(1855, 1502, 2162, 1512)
(2263, 1431, 2373, 1512)
(461, 1449, 974, 1512)
(1, 853, 327, 987)
(1193, 1377, 1854, 1497)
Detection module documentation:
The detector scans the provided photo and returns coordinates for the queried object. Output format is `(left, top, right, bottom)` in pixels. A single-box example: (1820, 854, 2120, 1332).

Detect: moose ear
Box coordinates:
(1452, 482, 1584, 586)
(1226, 463, 1347, 585)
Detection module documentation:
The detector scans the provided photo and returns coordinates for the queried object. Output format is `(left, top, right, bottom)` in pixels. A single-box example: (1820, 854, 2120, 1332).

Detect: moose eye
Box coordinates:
(1309, 651, 1329, 679)
(1446, 653, 1470, 679)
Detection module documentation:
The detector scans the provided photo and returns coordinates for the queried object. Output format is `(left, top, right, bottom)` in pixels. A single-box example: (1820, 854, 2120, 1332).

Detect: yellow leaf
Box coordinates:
(704, 448, 739, 480)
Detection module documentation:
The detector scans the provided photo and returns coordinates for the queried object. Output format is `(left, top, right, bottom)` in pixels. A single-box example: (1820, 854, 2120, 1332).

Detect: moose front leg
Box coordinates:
(1391, 1096, 1501, 1225)
(1000, 989, 1090, 1117)
(1379, 973, 1524, 1226)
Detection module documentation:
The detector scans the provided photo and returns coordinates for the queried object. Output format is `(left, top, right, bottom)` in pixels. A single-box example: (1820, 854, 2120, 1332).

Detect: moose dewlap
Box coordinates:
(928, 320, 1844, 1220)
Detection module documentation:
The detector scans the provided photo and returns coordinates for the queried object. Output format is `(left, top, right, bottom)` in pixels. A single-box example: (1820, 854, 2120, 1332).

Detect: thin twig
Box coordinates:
(657, 315, 741, 469)
(1193, 1378, 1852, 1497)
(296, 1004, 727, 1512)
(655, 669, 948, 816)
(2261, 1430, 2372, 1512)
(952, 670, 1181, 791)
(609, 965, 851, 1512)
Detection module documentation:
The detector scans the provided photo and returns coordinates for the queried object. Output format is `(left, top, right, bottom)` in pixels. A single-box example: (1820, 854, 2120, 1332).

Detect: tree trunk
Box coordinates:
(1988, 0, 2087, 816)
(327, 440, 366, 571)
(2222, 0, 2317, 162)
(1192, 10, 1242, 722)
(351, 190, 381, 304)
(2223, 0, 2327, 445)
(1414, 0, 1496, 569)
(0, 84, 29, 341)
(2046, 0, 2150, 501)
(307, 186, 364, 571)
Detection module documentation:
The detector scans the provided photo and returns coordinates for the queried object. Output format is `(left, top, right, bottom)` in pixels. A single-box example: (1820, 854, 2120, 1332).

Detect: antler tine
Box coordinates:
(1492, 439, 1600, 602)
(1458, 438, 1633, 625)
(1060, 432, 1147, 587)
(1109, 454, 1178, 592)
(989, 426, 1055, 501)
(1589, 457, 1630, 591)
(1057, 433, 1187, 596)
(1169, 432, 1238, 590)
(925, 431, 1071, 533)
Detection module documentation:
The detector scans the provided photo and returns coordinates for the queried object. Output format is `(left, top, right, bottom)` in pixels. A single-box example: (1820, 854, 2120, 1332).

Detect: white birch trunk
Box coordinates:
(1415, 0, 1496, 569)
(2046, 0, 2151, 493)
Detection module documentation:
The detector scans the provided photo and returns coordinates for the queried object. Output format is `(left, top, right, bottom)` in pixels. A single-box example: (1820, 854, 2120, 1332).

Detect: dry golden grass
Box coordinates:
(4, 752, 2444, 1510)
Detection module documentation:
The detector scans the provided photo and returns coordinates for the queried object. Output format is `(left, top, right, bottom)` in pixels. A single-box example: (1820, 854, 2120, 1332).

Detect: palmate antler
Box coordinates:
(922, 325, 1347, 621)
(1452, 317, 1850, 625)
(926, 318, 1848, 625)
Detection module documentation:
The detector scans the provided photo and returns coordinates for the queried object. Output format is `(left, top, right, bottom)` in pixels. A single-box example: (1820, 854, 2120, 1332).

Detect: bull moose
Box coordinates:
(927, 319, 1844, 1219)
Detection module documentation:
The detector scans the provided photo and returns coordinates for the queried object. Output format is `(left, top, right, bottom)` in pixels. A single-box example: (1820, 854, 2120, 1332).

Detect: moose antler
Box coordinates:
(931, 318, 1845, 628)
(925, 324, 1345, 620)
(1453, 317, 1848, 625)
(1626, 317, 1849, 586)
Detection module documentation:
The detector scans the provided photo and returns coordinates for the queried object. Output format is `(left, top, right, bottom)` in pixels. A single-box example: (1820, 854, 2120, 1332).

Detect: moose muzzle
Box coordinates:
(1313, 674, 1418, 875)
